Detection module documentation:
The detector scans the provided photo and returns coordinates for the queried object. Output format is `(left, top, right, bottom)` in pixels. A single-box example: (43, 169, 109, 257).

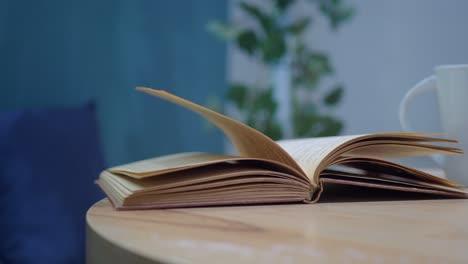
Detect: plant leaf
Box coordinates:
(314, 115, 343, 137)
(275, 0, 295, 12)
(239, 2, 273, 33)
(206, 21, 239, 40)
(284, 18, 310, 35)
(264, 119, 283, 140)
(236, 30, 258, 55)
(294, 114, 343, 137)
(318, 0, 354, 30)
(308, 52, 333, 74)
(252, 88, 277, 114)
(261, 32, 286, 63)
(293, 111, 316, 137)
(324, 85, 343, 105)
(227, 83, 249, 109)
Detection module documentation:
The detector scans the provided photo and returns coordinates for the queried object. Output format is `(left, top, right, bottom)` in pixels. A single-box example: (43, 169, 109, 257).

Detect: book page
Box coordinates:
(277, 135, 362, 185)
(277, 133, 462, 186)
(104, 164, 309, 195)
(343, 142, 461, 158)
(109, 152, 237, 178)
(314, 177, 468, 203)
(137, 88, 305, 175)
(328, 157, 465, 189)
(320, 170, 462, 193)
(108, 152, 308, 183)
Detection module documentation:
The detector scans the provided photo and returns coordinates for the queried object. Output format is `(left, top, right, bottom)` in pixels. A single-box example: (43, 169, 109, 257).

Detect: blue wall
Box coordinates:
(0, 0, 227, 165)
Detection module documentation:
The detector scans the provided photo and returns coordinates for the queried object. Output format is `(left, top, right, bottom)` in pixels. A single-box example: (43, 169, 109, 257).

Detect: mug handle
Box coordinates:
(399, 76, 444, 166)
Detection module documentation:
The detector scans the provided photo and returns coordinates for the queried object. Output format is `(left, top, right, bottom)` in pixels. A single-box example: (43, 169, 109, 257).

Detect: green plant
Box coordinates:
(209, 0, 354, 140)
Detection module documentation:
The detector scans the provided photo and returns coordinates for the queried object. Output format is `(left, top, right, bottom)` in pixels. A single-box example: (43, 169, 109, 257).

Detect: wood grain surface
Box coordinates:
(86, 196, 468, 263)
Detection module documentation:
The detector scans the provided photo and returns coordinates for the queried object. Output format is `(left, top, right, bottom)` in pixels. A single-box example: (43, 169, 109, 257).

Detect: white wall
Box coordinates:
(228, 0, 468, 135)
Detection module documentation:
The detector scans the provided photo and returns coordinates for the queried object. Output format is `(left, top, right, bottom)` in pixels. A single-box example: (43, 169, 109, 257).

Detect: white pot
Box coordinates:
(271, 53, 293, 139)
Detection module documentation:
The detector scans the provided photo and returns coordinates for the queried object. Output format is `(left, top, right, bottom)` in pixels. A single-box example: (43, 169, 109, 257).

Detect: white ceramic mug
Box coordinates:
(399, 64, 468, 185)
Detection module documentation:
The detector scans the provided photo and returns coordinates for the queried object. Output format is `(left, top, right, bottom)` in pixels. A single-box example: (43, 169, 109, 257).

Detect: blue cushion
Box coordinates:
(0, 102, 106, 264)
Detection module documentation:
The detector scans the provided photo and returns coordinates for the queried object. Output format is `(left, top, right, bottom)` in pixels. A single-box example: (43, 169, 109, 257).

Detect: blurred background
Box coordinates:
(0, 0, 227, 166)
(1, 0, 467, 263)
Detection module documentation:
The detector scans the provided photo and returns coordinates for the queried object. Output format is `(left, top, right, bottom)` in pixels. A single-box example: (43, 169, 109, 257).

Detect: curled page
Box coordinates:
(136, 87, 305, 176)
(278, 133, 462, 186)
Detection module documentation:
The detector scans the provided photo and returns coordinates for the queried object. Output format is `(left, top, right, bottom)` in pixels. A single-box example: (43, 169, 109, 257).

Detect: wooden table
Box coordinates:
(86, 197, 468, 263)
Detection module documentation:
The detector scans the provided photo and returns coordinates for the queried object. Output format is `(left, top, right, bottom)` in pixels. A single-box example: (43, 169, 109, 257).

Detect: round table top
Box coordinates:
(87, 198, 468, 263)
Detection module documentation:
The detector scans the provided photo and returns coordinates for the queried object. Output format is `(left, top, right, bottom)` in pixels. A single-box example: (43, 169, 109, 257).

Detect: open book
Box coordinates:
(97, 87, 468, 210)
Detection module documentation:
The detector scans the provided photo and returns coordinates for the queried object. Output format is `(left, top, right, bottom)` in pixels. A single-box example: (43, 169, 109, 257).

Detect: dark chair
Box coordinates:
(0, 102, 106, 264)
